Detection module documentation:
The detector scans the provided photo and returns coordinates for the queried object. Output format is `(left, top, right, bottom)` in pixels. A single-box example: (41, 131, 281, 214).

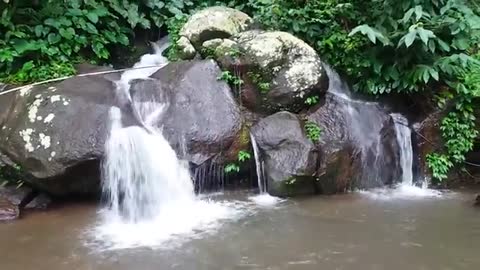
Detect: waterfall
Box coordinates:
(101, 37, 195, 223)
(391, 113, 414, 186)
(102, 108, 195, 222)
(250, 133, 266, 193)
(95, 38, 244, 249)
(324, 65, 398, 188)
(248, 133, 283, 206)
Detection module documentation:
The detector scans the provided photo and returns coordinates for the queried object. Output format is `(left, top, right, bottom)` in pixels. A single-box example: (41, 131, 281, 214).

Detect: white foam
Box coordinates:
(359, 184, 443, 200)
(92, 199, 248, 250)
(249, 194, 284, 207)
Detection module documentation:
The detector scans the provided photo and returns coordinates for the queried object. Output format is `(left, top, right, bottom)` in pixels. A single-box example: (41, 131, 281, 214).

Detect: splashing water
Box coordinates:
(250, 133, 266, 193)
(94, 39, 247, 249)
(391, 113, 414, 186)
(249, 133, 283, 207)
(324, 65, 398, 188)
(360, 114, 442, 199)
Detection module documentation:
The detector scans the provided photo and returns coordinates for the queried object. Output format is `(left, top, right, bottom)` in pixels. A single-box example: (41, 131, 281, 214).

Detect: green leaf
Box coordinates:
(117, 33, 130, 45)
(429, 68, 439, 81)
(93, 6, 109, 17)
(85, 22, 98, 34)
(47, 33, 61, 44)
(59, 27, 75, 40)
(44, 18, 60, 28)
(12, 39, 37, 54)
(417, 28, 435, 45)
(404, 31, 417, 47)
(34, 25, 44, 37)
(67, 8, 82, 16)
(86, 12, 99, 24)
(402, 8, 414, 23)
(437, 39, 450, 52)
(414, 5, 423, 21)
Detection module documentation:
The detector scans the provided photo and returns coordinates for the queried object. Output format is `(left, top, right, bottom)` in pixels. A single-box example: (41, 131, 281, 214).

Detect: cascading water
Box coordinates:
(324, 65, 399, 188)
(391, 113, 414, 186)
(324, 65, 441, 198)
(94, 38, 246, 249)
(351, 106, 442, 199)
(249, 133, 283, 206)
(250, 133, 266, 193)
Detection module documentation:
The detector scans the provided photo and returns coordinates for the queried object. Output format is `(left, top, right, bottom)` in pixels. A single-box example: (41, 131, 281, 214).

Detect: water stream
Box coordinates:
(249, 133, 283, 206)
(324, 65, 398, 189)
(96, 40, 245, 249)
(1, 191, 479, 270)
(391, 113, 414, 186)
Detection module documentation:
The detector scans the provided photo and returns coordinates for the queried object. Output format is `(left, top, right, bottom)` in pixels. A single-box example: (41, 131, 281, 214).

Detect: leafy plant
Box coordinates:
(166, 14, 188, 61)
(217, 70, 243, 85)
(305, 95, 320, 105)
(304, 121, 322, 143)
(0, 164, 25, 189)
(346, 0, 480, 180)
(237, 150, 251, 162)
(224, 163, 240, 173)
(247, 71, 270, 93)
(224, 150, 251, 174)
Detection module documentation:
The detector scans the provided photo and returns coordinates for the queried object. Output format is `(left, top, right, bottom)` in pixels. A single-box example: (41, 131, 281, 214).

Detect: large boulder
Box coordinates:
(177, 6, 254, 54)
(0, 66, 118, 195)
(0, 60, 242, 196)
(0, 197, 18, 221)
(131, 60, 243, 165)
(251, 112, 317, 196)
(306, 67, 401, 192)
(206, 30, 328, 112)
(412, 110, 444, 181)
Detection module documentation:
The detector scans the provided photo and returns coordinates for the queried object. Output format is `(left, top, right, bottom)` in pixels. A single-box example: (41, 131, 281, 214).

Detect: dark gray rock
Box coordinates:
(132, 59, 243, 165)
(413, 110, 444, 181)
(0, 60, 241, 195)
(178, 6, 254, 50)
(0, 186, 51, 210)
(0, 197, 18, 221)
(306, 66, 401, 193)
(0, 66, 119, 195)
(211, 30, 328, 113)
(251, 112, 317, 196)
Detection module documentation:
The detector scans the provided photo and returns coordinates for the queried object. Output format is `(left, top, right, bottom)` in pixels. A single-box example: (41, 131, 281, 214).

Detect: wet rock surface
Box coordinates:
(0, 197, 18, 221)
(413, 110, 444, 180)
(177, 6, 253, 51)
(0, 61, 242, 195)
(251, 112, 317, 196)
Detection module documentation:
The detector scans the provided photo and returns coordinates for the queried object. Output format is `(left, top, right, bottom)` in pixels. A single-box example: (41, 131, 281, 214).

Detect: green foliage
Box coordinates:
(0, 164, 25, 189)
(224, 163, 240, 173)
(166, 14, 188, 61)
(0, 0, 135, 82)
(235, 0, 479, 181)
(237, 150, 251, 162)
(304, 95, 320, 105)
(243, 0, 369, 78)
(200, 46, 217, 59)
(217, 70, 243, 86)
(247, 71, 270, 93)
(343, 0, 480, 181)
(304, 121, 322, 143)
(0, 0, 208, 83)
(225, 150, 251, 174)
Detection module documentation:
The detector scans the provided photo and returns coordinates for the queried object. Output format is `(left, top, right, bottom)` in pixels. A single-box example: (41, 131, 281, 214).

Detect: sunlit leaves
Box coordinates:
(349, 24, 390, 45)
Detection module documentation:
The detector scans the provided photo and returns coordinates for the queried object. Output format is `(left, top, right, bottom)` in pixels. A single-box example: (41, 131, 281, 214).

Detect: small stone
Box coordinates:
(176, 36, 197, 60)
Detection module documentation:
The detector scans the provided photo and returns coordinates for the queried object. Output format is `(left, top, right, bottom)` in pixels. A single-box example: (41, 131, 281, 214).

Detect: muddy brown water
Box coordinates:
(1, 190, 479, 270)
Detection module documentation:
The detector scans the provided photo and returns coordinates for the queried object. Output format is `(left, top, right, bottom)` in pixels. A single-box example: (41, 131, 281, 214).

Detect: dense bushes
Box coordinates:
(0, 0, 210, 83)
(1, 0, 479, 181)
